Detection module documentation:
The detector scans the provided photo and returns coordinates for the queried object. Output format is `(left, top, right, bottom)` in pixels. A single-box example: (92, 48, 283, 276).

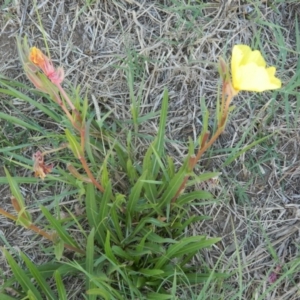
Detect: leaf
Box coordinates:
(155, 236, 220, 269)
(112, 246, 134, 261)
(86, 228, 97, 300)
(86, 289, 111, 300)
(157, 164, 188, 211)
(104, 231, 118, 264)
(85, 184, 100, 240)
(100, 160, 110, 189)
(0, 294, 17, 300)
(3, 249, 43, 300)
(0, 111, 43, 132)
(110, 201, 124, 241)
(176, 190, 213, 206)
(138, 269, 164, 277)
(142, 142, 158, 203)
(126, 158, 138, 184)
(4, 167, 26, 209)
(151, 88, 168, 177)
(97, 181, 112, 246)
(84, 116, 96, 165)
(20, 252, 56, 299)
(126, 170, 147, 226)
(54, 239, 64, 261)
(40, 206, 79, 248)
(4, 167, 31, 224)
(0, 82, 59, 121)
(54, 270, 67, 300)
(222, 134, 274, 167)
(147, 293, 173, 300)
(65, 129, 83, 158)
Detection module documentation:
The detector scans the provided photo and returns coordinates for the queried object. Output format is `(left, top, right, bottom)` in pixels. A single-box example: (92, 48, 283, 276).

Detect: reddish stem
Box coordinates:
(172, 93, 233, 203)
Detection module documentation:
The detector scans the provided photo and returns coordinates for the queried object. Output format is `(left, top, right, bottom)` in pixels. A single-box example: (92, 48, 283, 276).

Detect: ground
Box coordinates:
(0, 0, 300, 299)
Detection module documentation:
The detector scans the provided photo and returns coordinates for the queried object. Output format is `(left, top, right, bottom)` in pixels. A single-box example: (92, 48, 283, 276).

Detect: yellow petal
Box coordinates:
(233, 63, 281, 92)
(231, 44, 281, 92)
(29, 47, 45, 67)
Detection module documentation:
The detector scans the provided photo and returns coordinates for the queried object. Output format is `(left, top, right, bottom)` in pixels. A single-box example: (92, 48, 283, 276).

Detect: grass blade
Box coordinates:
(40, 205, 80, 248)
(54, 270, 67, 300)
(20, 252, 56, 300)
(3, 249, 43, 300)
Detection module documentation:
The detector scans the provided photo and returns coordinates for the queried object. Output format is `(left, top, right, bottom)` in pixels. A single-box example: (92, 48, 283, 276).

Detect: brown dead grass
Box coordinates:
(1, 0, 300, 299)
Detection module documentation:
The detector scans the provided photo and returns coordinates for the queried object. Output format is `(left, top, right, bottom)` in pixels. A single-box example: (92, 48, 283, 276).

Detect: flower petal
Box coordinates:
(231, 44, 281, 92)
(234, 63, 281, 92)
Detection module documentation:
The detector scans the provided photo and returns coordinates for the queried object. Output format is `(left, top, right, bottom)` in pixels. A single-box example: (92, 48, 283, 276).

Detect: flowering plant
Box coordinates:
(0, 40, 282, 298)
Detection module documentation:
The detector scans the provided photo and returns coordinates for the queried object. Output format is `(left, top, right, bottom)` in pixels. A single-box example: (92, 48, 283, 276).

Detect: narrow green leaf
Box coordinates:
(127, 158, 138, 184)
(85, 183, 99, 234)
(112, 246, 134, 261)
(152, 88, 168, 177)
(40, 206, 79, 248)
(0, 83, 59, 121)
(54, 270, 67, 300)
(0, 294, 17, 300)
(151, 144, 169, 181)
(86, 289, 110, 300)
(3, 249, 43, 300)
(142, 142, 158, 203)
(110, 202, 124, 241)
(104, 231, 118, 264)
(138, 269, 164, 276)
(114, 144, 127, 171)
(142, 140, 154, 171)
(65, 129, 83, 158)
(166, 156, 175, 178)
(54, 239, 64, 261)
(155, 236, 220, 269)
(126, 170, 147, 225)
(4, 167, 26, 208)
(82, 94, 89, 122)
(147, 293, 173, 300)
(157, 165, 187, 211)
(97, 181, 112, 246)
(177, 190, 213, 206)
(86, 228, 96, 300)
(21, 252, 56, 300)
(0, 111, 43, 132)
(188, 172, 221, 185)
(100, 160, 109, 189)
(85, 116, 96, 165)
(175, 237, 221, 258)
(223, 134, 273, 167)
(4, 167, 31, 224)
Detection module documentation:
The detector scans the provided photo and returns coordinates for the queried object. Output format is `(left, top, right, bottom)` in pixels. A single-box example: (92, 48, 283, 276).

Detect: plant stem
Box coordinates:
(172, 93, 233, 203)
(79, 155, 105, 193)
(57, 83, 82, 124)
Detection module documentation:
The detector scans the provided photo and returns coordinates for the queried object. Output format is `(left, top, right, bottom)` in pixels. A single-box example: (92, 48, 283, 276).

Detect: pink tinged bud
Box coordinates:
(47, 67, 64, 85)
(29, 47, 64, 85)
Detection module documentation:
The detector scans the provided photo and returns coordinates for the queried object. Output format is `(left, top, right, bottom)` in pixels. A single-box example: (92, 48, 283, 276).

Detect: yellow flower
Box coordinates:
(29, 47, 64, 85)
(231, 45, 281, 92)
(29, 47, 46, 67)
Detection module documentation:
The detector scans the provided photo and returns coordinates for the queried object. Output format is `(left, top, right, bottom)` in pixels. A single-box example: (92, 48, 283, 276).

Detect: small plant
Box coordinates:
(0, 38, 281, 299)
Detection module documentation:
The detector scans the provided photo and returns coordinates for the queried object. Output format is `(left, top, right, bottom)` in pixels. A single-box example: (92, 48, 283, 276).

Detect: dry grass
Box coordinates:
(1, 0, 300, 299)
